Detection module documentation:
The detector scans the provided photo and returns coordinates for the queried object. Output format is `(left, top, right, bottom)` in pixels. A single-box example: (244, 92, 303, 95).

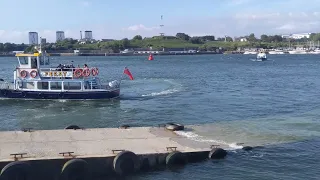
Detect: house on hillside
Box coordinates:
(101, 39, 115, 42)
(234, 37, 247, 42)
(132, 48, 160, 54)
(166, 48, 198, 54)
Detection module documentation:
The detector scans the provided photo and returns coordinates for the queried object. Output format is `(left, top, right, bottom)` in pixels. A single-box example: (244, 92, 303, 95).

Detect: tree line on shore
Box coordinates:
(1, 33, 320, 53)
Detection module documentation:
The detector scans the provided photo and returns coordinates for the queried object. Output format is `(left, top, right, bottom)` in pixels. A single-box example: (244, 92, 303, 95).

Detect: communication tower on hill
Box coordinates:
(159, 15, 165, 51)
(160, 15, 164, 36)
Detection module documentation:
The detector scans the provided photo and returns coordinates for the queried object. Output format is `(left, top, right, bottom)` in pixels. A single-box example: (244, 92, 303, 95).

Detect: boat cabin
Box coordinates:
(14, 51, 102, 92)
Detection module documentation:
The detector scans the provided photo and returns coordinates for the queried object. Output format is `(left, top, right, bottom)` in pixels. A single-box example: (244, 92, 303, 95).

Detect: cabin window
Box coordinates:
(37, 82, 49, 90)
(45, 57, 50, 65)
(19, 57, 28, 65)
(64, 82, 82, 90)
(50, 82, 62, 90)
(40, 57, 44, 65)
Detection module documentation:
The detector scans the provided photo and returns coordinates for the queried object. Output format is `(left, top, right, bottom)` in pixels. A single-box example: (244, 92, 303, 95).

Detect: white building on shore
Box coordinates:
(84, 31, 93, 40)
(281, 33, 311, 39)
(28, 32, 38, 45)
(56, 31, 65, 42)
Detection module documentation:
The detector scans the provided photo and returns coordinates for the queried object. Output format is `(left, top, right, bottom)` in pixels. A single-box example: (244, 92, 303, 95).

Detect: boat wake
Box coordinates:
(120, 78, 182, 100)
(141, 88, 179, 97)
(250, 58, 274, 62)
(174, 129, 244, 150)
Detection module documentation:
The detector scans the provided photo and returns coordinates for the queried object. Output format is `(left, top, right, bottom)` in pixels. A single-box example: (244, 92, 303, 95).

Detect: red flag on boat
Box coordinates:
(123, 67, 134, 80)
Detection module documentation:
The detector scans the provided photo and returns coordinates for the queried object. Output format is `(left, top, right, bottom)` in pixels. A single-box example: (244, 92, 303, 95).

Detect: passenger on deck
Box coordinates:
(84, 64, 89, 68)
(56, 64, 62, 71)
(31, 58, 37, 68)
(70, 61, 75, 70)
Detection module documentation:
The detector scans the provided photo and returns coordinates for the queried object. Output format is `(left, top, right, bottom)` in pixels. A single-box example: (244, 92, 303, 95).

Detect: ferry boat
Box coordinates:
(256, 52, 267, 61)
(0, 47, 121, 100)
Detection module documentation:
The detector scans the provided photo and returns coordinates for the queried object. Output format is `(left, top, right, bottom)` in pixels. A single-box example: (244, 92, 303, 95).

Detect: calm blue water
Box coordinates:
(0, 54, 319, 179)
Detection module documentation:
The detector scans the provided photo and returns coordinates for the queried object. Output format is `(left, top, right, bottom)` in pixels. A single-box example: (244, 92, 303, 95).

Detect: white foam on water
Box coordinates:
(121, 78, 183, 98)
(174, 130, 243, 150)
(141, 88, 179, 97)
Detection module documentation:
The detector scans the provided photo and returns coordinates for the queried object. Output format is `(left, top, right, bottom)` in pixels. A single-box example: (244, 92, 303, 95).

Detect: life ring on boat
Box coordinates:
(74, 69, 82, 78)
(30, 70, 37, 78)
(91, 68, 99, 76)
(20, 70, 28, 78)
(82, 68, 90, 77)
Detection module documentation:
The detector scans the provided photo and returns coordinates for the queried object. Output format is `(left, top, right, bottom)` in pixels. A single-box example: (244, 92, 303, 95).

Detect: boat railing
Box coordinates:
(0, 81, 14, 90)
(16, 67, 99, 80)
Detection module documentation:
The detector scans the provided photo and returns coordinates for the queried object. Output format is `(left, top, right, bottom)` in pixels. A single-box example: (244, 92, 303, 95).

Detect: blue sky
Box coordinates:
(1, 0, 320, 43)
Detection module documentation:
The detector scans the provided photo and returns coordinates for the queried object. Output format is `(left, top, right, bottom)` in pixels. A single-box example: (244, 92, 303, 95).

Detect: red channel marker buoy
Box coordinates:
(148, 54, 154, 61)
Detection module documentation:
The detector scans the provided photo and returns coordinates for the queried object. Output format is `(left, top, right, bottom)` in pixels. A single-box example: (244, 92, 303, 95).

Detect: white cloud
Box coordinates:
(228, 0, 253, 6)
(276, 24, 296, 30)
(159, 12, 320, 38)
(0, 29, 82, 44)
(1, 12, 320, 43)
(313, 12, 320, 16)
(124, 24, 159, 31)
(80, 1, 90, 6)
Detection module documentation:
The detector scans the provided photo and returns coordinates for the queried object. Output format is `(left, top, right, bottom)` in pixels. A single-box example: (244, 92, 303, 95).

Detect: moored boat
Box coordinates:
(268, 49, 285, 54)
(0, 46, 123, 100)
(243, 51, 257, 54)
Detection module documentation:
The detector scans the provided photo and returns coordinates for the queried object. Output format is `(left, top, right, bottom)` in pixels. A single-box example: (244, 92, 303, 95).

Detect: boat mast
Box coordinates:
(39, 36, 42, 53)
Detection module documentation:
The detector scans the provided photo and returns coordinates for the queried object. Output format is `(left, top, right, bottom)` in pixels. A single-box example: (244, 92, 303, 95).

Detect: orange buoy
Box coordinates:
(148, 54, 154, 61)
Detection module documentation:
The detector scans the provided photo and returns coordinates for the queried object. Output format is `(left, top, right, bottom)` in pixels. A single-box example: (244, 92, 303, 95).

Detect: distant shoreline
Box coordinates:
(0, 51, 224, 57)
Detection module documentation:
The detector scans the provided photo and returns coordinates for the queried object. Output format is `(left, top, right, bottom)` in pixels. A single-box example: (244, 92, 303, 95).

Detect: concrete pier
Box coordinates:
(0, 126, 229, 179)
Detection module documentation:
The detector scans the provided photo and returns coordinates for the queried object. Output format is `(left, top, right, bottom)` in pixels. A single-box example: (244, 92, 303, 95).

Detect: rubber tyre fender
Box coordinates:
(119, 125, 130, 129)
(208, 148, 227, 159)
(242, 146, 253, 151)
(0, 161, 32, 180)
(165, 123, 184, 131)
(65, 125, 81, 130)
(165, 151, 187, 166)
(60, 159, 89, 180)
(140, 158, 150, 171)
(113, 151, 140, 175)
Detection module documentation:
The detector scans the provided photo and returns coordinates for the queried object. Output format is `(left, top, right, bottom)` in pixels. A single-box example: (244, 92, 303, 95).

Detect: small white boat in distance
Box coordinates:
(256, 52, 267, 61)
(243, 51, 257, 54)
(288, 48, 307, 54)
(268, 49, 284, 54)
(309, 49, 320, 54)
